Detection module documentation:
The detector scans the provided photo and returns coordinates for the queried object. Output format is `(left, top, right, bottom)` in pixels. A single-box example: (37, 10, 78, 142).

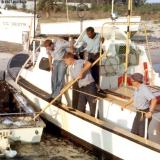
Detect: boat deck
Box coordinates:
(0, 115, 44, 129)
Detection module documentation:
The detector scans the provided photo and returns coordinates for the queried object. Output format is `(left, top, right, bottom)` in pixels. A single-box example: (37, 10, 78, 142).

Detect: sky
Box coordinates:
(146, 0, 160, 3)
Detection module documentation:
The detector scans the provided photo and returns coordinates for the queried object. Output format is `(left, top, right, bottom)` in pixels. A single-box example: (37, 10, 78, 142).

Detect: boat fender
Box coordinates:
(143, 62, 150, 85)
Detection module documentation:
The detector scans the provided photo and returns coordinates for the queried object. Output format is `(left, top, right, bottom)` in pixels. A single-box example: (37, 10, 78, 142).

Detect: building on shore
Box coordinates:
(0, 0, 34, 10)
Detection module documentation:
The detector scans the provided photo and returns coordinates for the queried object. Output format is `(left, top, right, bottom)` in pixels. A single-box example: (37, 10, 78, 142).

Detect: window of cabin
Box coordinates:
(39, 57, 50, 71)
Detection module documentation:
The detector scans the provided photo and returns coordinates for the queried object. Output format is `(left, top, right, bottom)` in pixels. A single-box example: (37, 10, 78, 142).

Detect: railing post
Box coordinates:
(32, 40, 36, 65)
(144, 117, 148, 139)
(95, 100, 99, 118)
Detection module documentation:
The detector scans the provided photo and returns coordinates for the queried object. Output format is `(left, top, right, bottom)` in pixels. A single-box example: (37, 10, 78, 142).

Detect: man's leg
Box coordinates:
(88, 53, 100, 85)
(72, 82, 79, 109)
(53, 61, 66, 97)
(51, 61, 58, 97)
(138, 114, 151, 137)
(86, 83, 97, 117)
(131, 112, 139, 135)
(77, 89, 87, 113)
(91, 64, 99, 85)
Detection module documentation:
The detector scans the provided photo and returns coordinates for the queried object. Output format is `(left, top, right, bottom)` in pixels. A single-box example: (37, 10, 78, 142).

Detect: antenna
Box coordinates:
(33, 0, 36, 38)
(111, 0, 114, 16)
(111, 0, 118, 21)
(66, 0, 69, 22)
(77, 0, 87, 32)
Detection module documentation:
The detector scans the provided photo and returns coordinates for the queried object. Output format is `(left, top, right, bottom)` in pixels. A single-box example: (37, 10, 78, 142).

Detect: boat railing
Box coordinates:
(15, 53, 33, 84)
(15, 40, 40, 84)
(69, 87, 157, 139)
(0, 112, 34, 117)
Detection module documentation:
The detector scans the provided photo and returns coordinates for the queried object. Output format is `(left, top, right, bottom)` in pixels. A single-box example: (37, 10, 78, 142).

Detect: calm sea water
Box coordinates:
(1, 127, 97, 160)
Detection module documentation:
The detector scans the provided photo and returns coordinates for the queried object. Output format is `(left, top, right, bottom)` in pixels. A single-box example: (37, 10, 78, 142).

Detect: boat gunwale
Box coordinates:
(17, 76, 160, 153)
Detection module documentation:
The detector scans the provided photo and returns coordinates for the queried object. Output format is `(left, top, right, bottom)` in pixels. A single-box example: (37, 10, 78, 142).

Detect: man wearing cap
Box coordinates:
(128, 73, 157, 137)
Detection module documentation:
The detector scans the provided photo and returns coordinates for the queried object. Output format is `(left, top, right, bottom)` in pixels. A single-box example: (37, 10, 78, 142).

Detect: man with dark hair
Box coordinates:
(77, 26, 101, 87)
(63, 52, 97, 117)
(127, 73, 157, 137)
(86, 27, 94, 33)
(44, 39, 71, 100)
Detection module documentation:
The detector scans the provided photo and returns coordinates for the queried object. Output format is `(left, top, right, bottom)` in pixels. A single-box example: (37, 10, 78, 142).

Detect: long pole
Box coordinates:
(33, 0, 36, 38)
(66, 0, 69, 22)
(124, 0, 132, 86)
(144, 118, 148, 139)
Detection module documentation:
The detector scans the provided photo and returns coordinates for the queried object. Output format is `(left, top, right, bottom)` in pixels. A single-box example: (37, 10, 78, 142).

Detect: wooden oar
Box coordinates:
(32, 51, 106, 121)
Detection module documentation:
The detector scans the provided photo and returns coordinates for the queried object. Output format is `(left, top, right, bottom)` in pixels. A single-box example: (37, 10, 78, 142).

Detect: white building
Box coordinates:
(0, 0, 34, 10)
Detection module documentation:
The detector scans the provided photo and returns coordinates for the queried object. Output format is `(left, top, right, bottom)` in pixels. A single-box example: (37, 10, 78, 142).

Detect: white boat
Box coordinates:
(40, 16, 141, 36)
(7, 24, 160, 159)
(0, 80, 45, 157)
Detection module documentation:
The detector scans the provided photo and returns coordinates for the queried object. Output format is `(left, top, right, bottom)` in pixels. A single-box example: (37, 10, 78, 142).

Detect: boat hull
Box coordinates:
(19, 84, 160, 160)
(0, 127, 44, 143)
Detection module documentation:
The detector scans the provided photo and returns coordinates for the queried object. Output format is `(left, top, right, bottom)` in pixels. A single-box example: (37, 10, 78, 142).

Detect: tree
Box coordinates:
(37, 0, 58, 18)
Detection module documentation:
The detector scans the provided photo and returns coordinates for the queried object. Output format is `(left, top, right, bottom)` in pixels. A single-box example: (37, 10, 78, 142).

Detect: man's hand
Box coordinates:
(145, 111, 152, 119)
(50, 64, 53, 71)
(77, 72, 83, 80)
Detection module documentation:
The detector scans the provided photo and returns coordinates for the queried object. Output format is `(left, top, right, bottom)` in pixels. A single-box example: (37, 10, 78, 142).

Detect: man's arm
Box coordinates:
(48, 54, 53, 71)
(123, 98, 133, 108)
(146, 98, 157, 118)
(78, 61, 91, 79)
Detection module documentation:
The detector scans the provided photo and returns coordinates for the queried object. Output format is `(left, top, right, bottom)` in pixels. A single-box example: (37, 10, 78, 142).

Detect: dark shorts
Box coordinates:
(131, 108, 151, 137)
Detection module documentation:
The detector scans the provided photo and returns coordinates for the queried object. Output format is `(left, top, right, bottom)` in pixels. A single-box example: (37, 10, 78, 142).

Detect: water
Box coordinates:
(0, 127, 97, 160)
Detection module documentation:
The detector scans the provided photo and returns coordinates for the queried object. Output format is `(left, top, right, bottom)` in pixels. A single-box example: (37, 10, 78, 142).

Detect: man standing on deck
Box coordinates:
(63, 52, 97, 117)
(77, 27, 101, 88)
(44, 39, 73, 100)
(127, 73, 157, 137)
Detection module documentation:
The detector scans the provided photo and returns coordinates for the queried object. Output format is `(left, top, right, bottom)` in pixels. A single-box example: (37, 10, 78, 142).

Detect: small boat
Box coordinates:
(7, 23, 160, 159)
(0, 80, 45, 157)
